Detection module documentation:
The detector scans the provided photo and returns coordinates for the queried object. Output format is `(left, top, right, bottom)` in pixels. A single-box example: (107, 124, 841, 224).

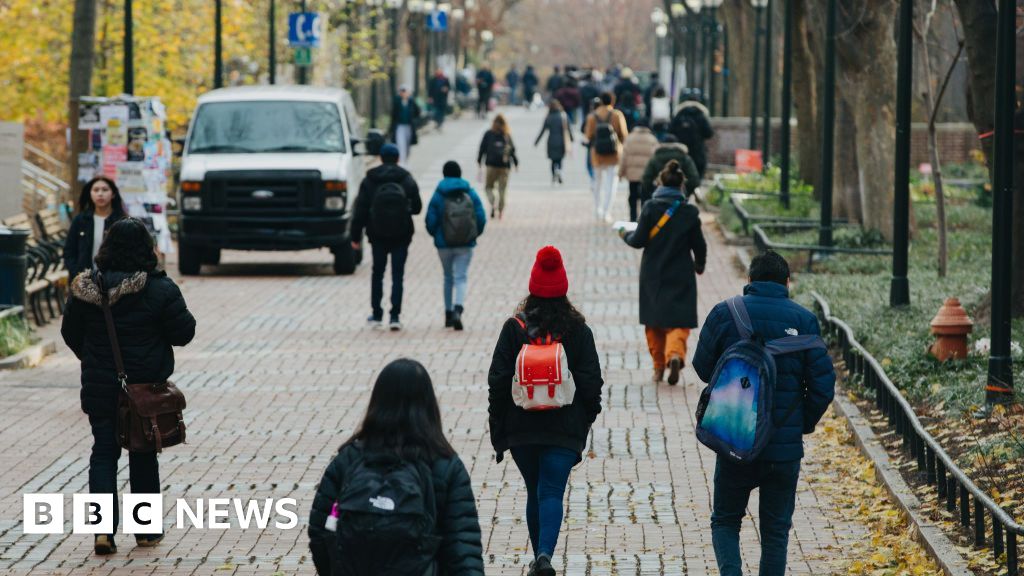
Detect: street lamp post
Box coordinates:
(670, 2, 685, 101)
(215, 0, 224, 88)
(297, 0, 308, 85)
(890, 0, 913, 307)
(779, 0, 793, 208)
(269, 0, 276, 85)
(761, 0, 773, 162)
(721, 21, 729, 116)
(748, 0, 767, 150)
(387, 0, 403, 104)
(124, 0, 133, 94)
(985, 0, 1017, 404)
(704, 0, 723, 113)
(818, 0, 836, 248)
(368, 0, 382, 129)
(684, 0, 701, 89)
(408, 0, 424, 95)
(452, 8, 465, 70)
(652, 8, 667, 76)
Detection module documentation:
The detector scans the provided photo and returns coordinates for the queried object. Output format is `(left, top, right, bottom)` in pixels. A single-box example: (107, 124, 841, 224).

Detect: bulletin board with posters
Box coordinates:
(77, 96, 174, 254)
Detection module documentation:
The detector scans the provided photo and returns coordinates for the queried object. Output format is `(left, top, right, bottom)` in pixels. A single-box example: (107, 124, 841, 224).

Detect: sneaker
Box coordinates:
(367, 315, 383, 329)
(533, 554, 555, 576)
(452, 305, 464, 331)
(135, 533, 164, 548)
(94, 534, 117, 555)
(667, 356, 683, 386)
(389, 317, 403, 331)
(652, 367, 665, 383)
(445, 310, 454, 328)
(490, 208, 495, 218)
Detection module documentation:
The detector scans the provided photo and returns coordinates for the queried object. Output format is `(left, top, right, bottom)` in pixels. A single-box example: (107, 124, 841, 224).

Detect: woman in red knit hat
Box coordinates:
(487, 246, 604, 576)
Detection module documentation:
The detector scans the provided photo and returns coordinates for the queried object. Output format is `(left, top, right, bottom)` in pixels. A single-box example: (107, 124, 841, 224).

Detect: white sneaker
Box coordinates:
(367, 315, 383, 329)
(604, 213, 615, 224)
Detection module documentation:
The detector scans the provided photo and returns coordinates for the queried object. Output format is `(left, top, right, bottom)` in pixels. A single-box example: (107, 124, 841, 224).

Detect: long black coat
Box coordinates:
(669, 101, 714, 176)
(488, 318, 603, 458)
(623, 187, 707, 328)
(534, 111, 573, 161)
(308, 443, 484, 575)
(389, 96, 421, 144)
(61, 270, 196, 417)
(63, 211, 125, 279)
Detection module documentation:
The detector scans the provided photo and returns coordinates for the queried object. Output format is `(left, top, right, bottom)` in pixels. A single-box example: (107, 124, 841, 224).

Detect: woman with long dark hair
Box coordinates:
(64, 176, 127, 278)
(534, 100, 573, 185)
(487, 246, 604, 576)
(308, 359, 484, 575)
(61, 218, 196, 555)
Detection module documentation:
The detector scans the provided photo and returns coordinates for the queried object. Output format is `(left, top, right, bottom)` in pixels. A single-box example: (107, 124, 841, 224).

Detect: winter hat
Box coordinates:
(443, 161, 462, 178)
(380, 143, 400, 162)
(529, 246, 569, 298)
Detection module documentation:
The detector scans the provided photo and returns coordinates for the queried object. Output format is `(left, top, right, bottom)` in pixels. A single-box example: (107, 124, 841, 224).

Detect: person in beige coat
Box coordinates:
(618, 121, 660, 222)
(584, 92, 629, 222)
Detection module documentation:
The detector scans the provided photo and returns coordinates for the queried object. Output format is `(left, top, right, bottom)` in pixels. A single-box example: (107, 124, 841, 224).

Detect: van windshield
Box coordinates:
(188, 100, 345, 154)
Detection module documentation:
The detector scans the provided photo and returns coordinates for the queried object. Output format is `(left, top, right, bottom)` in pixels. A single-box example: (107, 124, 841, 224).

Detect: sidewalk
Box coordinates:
(0, 107, 869, 575)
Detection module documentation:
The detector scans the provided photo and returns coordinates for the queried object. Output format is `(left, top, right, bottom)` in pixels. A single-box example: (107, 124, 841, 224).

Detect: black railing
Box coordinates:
(728, 193, 848, 236)
(751, 223, 891, 272)
(811, 291, 1023, 574)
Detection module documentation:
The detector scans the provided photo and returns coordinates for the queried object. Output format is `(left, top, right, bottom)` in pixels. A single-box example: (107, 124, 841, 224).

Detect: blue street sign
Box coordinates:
(427, 10, 448, 32)
(288, 12, 322, 47)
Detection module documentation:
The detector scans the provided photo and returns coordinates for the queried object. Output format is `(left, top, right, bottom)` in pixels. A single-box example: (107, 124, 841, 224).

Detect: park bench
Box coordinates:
(1, 209, 70, 326)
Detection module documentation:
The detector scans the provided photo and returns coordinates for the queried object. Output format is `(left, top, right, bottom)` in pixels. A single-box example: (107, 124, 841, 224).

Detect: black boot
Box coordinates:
(445, 310, 454, 328)
(452, 305, 464, 331)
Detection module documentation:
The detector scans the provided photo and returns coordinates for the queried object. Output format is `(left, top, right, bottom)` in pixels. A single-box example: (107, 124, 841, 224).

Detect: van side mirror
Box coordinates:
(351, 138, 367, 156)
(364, 129, 386, 157)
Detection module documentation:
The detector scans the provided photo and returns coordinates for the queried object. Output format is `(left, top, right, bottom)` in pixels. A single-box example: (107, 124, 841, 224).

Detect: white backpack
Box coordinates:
(511, 317, 576, 411)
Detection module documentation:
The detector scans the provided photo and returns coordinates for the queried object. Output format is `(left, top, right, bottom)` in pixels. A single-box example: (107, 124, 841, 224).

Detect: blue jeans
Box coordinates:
(88, 416, 160, 535)
(510, 445, 579, 558)
(437, 247, 473, 311)
(711, 457, 801, 576)
(371, 243, 409, 320)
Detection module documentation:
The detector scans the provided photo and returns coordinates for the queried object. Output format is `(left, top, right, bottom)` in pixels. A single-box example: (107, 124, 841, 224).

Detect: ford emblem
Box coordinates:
(251, 190, 275, 199)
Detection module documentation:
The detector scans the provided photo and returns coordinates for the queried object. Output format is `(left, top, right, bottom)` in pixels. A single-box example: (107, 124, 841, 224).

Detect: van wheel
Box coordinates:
(179, 244, 202, 276)
(201, 247, 221, 266)
(333, 243, 356, 275)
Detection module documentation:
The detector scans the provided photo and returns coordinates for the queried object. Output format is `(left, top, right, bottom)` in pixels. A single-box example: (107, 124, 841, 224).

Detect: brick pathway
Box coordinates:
(0, 107, 868, 575)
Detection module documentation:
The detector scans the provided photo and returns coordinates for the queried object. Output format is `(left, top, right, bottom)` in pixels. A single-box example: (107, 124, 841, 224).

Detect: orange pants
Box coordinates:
(645, 327, 691, 370)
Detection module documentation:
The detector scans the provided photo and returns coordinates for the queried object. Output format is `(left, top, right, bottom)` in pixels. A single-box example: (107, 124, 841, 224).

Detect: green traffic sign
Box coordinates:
(294, 47, 312, 67)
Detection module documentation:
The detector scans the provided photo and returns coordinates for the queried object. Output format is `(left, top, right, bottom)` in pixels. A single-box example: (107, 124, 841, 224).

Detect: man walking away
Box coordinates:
(506, 66, 521, 106)
(546, 66, 564, 100)
(389, 86, 421, 166)
(643, 72, 663, 124)
(618, 120, 660, 222)
(428, 69, 451, 131)
(351, 144, 423, 331)
(692, 250, 836, 576)
(522, 65, 539, 108)
(584, 92, 628, 222)
(613, 68, 643, 131)
(475, 67, 496, 118)
(670, 90, 714, 178)
(554, 78, 582, 125)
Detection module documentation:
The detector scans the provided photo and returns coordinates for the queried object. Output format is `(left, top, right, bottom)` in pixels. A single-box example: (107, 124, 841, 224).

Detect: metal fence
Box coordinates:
(811, 291, 1024, 574)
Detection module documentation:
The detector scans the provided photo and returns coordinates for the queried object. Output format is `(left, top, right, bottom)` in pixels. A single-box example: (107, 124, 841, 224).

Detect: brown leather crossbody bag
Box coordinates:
(99, 273, 187, 453)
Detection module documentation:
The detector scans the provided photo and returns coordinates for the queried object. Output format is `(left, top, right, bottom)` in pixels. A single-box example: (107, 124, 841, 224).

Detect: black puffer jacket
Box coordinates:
(61, 270, 196, 417)
(350, 163, 422, 247)
(487, 318, 604, 458)
(308, 443, 484, 575)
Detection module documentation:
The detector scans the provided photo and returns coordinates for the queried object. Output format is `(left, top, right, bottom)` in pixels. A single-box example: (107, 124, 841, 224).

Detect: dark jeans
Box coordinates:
(88, 416, 160, 535)
(627, 181, 643, 221)
(371, 243, 409, 320)
(433, 104, 446, 127)
(711, 457, 801, 576)
(477, 90, 492, 117)
(550, 158, 563, 177)
(510, 445, 579, 558)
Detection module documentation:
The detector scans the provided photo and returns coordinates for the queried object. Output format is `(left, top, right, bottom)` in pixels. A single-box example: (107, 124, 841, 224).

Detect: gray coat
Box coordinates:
(535, 111, 573, 161)
(623, 187, 707, 328)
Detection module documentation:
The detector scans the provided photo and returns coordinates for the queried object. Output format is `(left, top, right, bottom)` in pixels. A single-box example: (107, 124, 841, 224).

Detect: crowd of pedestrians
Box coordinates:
(60, 63, 835, 576)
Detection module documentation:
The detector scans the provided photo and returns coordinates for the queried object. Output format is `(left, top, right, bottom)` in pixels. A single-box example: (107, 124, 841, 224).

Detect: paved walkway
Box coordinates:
(0, 107, 868, 575)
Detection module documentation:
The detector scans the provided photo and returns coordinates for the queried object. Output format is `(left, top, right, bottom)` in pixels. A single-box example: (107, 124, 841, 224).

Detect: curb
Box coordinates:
(832, 392, 974, 576)
(715, 217, 752, 274)
(0, 339, 57, 370)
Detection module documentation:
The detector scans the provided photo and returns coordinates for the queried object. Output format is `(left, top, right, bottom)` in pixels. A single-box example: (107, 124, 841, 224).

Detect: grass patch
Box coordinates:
(0, 311, 34, 358)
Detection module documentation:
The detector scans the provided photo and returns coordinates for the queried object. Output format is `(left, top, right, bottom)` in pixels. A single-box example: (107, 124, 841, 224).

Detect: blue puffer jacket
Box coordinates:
(425, 177, 487, 248)
(692, 281, 836, 462)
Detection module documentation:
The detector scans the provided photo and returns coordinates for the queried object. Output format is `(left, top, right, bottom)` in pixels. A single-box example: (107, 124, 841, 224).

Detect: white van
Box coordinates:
(178, 86, 366, 275)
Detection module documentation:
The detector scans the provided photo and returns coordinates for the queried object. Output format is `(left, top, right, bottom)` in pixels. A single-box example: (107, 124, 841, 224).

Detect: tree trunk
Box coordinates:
(792, 0, 820, 193)
(721, 0, 756, 119)
(1014, 108, 1024, 317)
(834, 0, 898, 239)
(835, 96, 862, 223)
(68, 0, 98, 197)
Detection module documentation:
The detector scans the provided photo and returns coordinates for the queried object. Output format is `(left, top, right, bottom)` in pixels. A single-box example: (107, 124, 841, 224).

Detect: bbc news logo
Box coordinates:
(23, 494, 299, 534)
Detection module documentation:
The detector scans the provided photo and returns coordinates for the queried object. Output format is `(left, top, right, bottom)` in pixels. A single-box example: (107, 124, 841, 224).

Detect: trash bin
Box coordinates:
(0, 228, 29, 309)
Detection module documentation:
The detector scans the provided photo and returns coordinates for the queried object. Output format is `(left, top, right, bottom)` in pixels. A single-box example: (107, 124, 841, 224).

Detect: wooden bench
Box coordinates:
(2, 210, 70, 325)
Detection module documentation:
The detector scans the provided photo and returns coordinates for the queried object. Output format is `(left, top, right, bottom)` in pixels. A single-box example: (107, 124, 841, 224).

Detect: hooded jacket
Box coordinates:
(641, 144, 701, 199)
(618, 127, 660, 182)
(351, 163, 422, 246)
(425, 178, 487, 249)
(692, 281, 837, 462)
(63, 210, 126, 279)
(670, 101, 714, 174)
(61, 270, 196, 418)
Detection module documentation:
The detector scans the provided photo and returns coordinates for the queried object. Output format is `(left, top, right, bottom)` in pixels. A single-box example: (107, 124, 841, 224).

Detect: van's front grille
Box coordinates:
(204, 170, 322, 213)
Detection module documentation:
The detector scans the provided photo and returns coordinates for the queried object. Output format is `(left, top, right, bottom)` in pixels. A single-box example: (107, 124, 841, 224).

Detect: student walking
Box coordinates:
(475, 67, 496, 118)
(61, 218, 196, 556)
(584, 92, 628, 222)
(670, 90, 714, 178)
(621, 161, 706, 384)
(488, 246, 604, 576)
(308, 358, 485, 575)
(641, 135, 701, 202)
(534, 100, 574, 185)
(523, 65, 540, 107)
(692, 250, 836, 576)
(389, 86, 421, 166)
(428, 69, 451, 131)
(425, 161, 487, 331)
(351, 144, 422, 331)
(477, 114, 519, 220)
(618, 121, 660, 221)
(64, 176, 127, 279)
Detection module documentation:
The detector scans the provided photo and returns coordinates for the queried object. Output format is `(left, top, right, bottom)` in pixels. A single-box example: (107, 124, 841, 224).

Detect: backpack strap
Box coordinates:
(764, 335, 827, 355)
(512, 315, 553, 345)
(725, 296, 754, 341)
(648, 199, 682, 241)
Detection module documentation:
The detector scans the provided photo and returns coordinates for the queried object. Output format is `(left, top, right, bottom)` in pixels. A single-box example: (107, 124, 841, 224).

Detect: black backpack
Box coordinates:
(485, 133, 511, 166)
(442, 189, 479, 247)
(331, 451, 441, 576)
(370, 181, 412, 241)
(593, 111, 619, 155)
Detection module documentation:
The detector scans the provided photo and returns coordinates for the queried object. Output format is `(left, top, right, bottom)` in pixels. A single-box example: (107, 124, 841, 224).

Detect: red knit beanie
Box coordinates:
(529, 246, 569, 298)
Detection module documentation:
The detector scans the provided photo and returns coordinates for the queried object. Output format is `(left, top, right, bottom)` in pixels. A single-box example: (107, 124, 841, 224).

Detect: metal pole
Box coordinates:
(269, 0, 276, 84)
(708, 9, 718, 116)
(688, 20, 698, 88)
(779, 0, 793, 209)
(214, 0, 223, 88)
(670, 18, 679, 100)
(722, 22, 729, 116)
(817, 0, 836, 247)
(749, 6, 762, 150)
(985, 0, 1016, 404)
(124, 0, 133, 94)
(890, 0, 912, 307)
(370, 10, 379, 128)
(761, 0, 773, 162)
(389, 7, 399, 104)
(298, 0, 308, 85)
